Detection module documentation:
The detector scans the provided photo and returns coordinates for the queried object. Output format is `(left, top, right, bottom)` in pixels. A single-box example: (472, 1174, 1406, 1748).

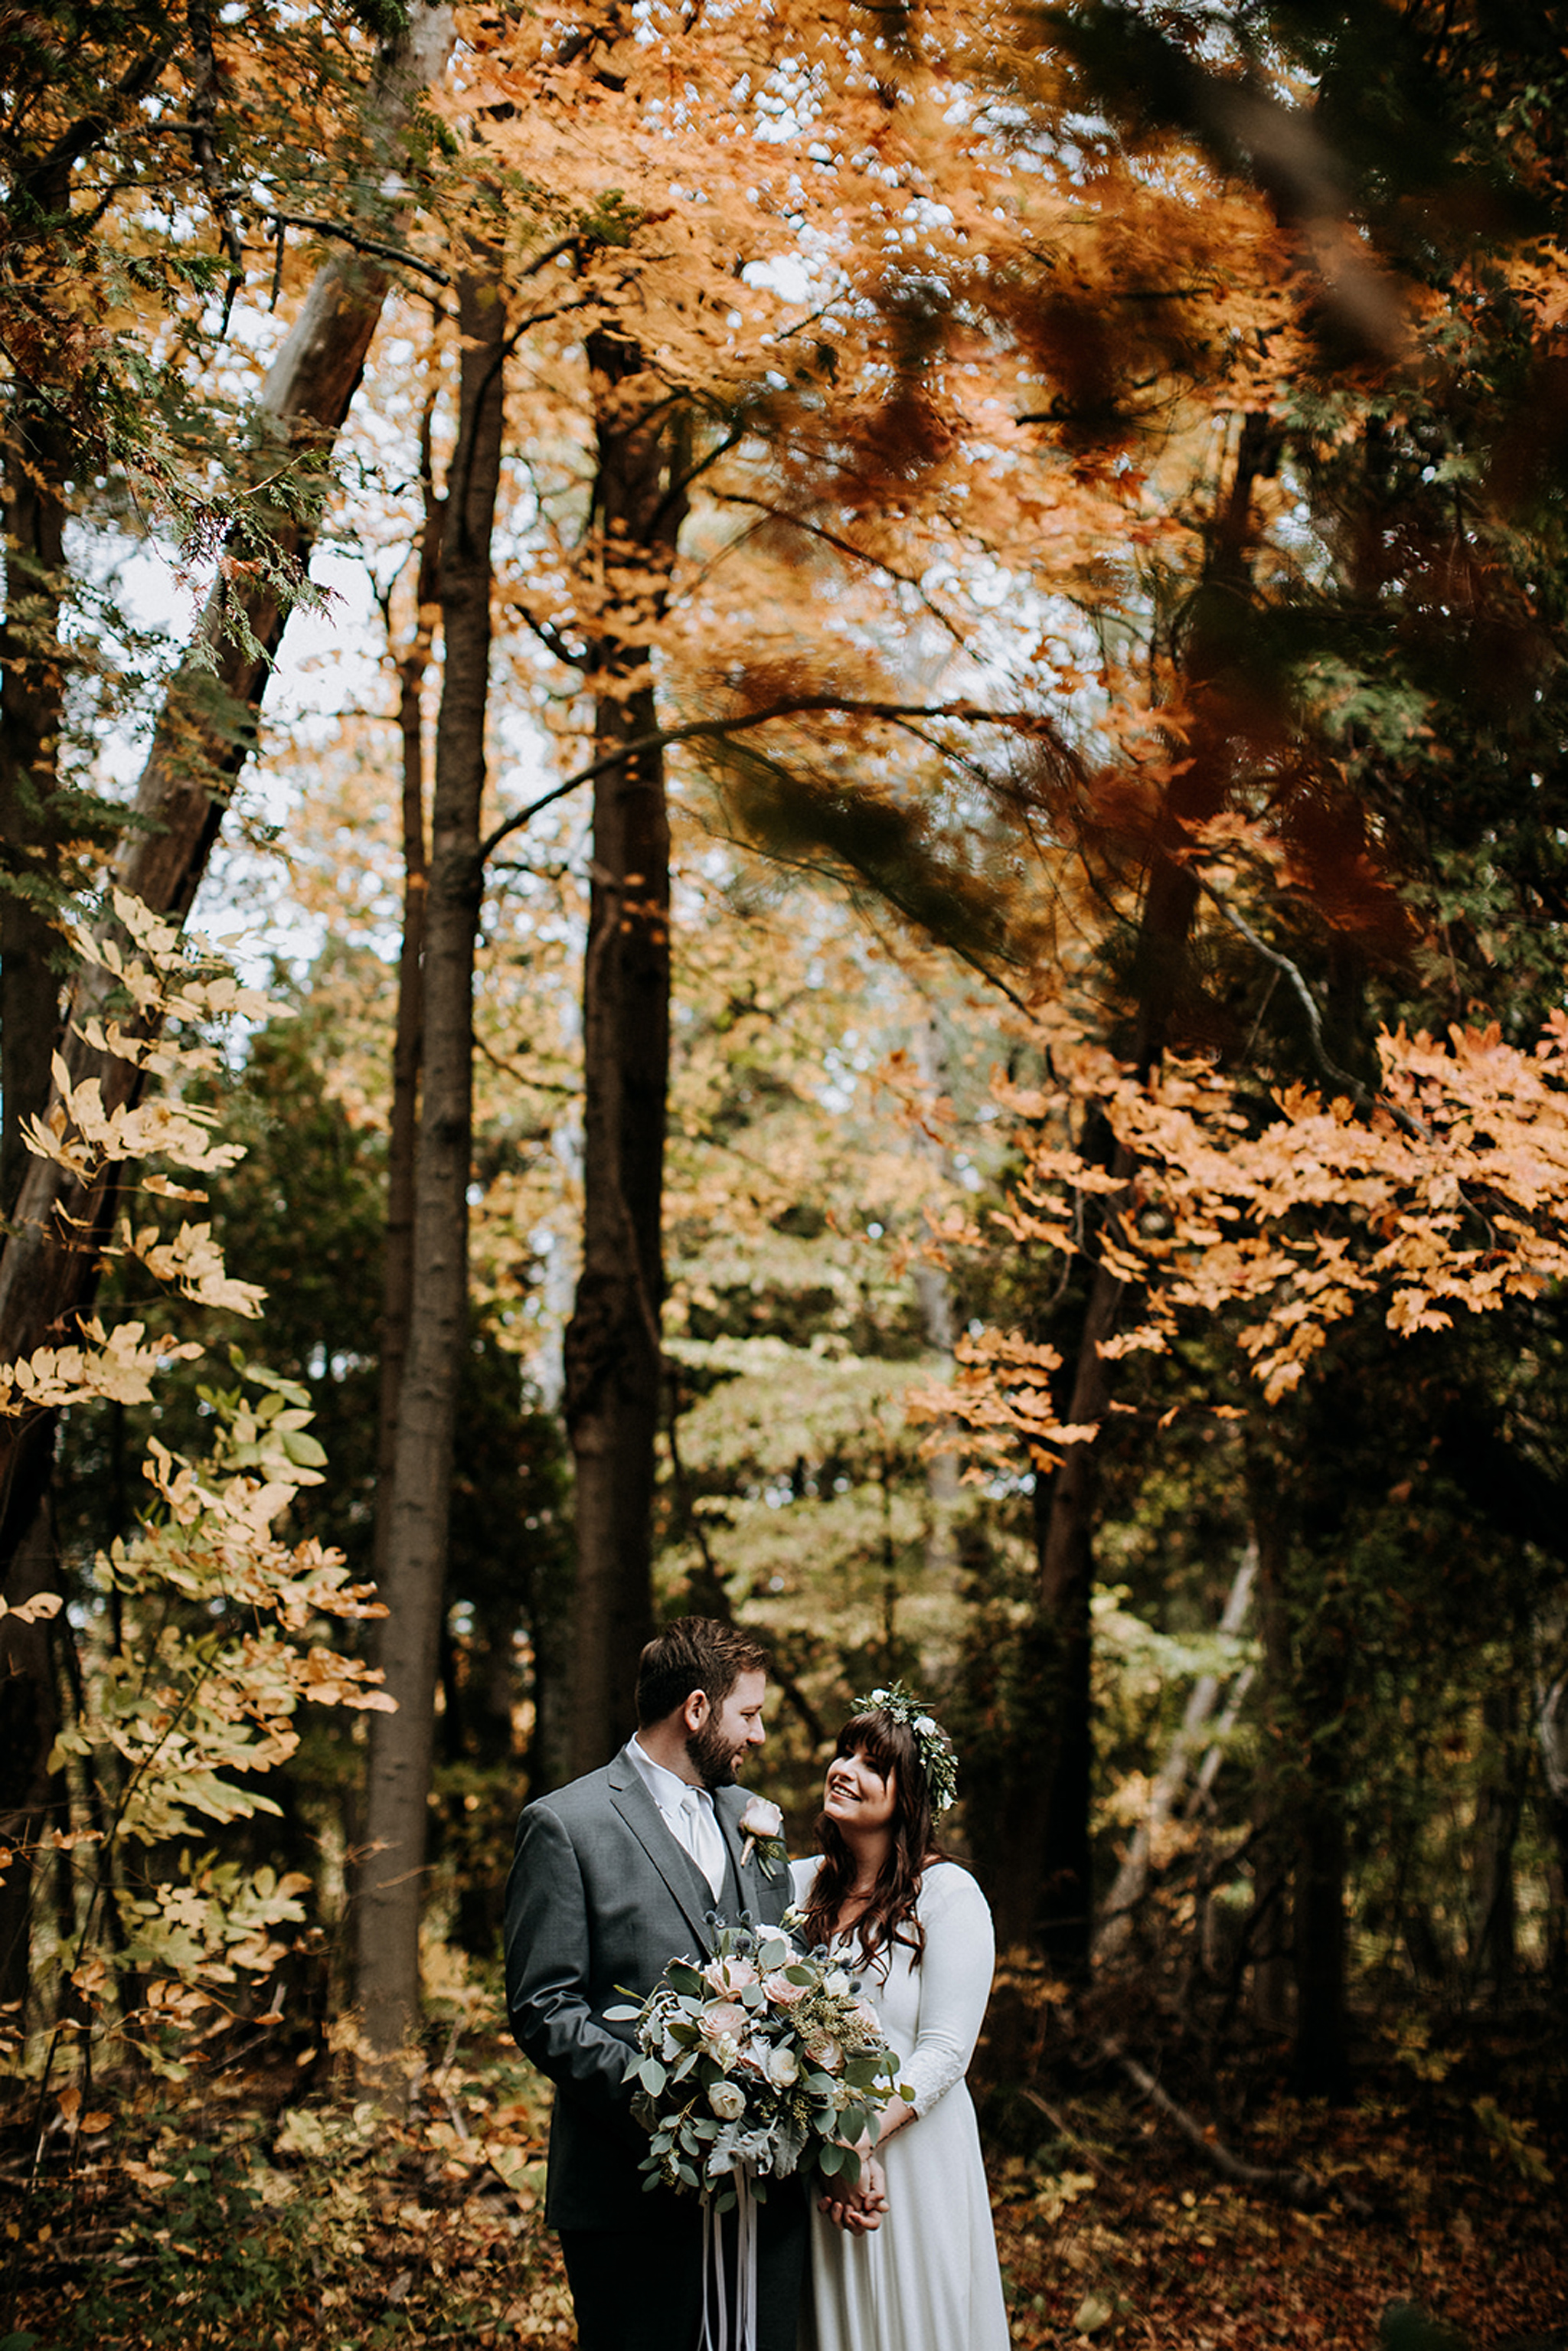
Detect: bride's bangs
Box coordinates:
(835, 1713, 906, 1783)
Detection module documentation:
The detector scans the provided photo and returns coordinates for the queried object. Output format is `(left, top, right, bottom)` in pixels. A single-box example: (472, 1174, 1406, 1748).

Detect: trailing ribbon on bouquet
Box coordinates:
(700, 2167, 758, 2351)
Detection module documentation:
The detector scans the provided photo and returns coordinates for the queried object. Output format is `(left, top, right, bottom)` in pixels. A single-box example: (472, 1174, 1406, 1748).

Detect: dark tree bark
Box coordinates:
(0, 1492, 61, 2016)
(0, 392, 69, 1219)
(355, 263, 506, 2063)
(1245, 1425, 1354, 2094)
(1290, 1585, 1351, 2098)
(371, 406, 444, 1595)
(560, 334, 690, 1780)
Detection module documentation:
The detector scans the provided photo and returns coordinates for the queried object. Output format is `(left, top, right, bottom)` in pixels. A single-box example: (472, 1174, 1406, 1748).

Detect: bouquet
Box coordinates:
(609, 1913, 905, 2212)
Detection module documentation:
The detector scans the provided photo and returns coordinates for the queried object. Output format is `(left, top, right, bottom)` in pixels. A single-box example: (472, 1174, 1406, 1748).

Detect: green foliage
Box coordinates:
(39, 1366, 390, 2076)
(59, 2137, 313, 2346)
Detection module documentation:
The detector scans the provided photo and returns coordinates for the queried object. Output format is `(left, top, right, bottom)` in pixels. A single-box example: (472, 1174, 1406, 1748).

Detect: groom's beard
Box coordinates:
(686, 1719, 739, 1791)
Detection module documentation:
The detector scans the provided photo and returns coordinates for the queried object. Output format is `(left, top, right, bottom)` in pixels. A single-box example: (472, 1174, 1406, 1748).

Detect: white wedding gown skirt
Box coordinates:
(791, 1859, 1010, 2351)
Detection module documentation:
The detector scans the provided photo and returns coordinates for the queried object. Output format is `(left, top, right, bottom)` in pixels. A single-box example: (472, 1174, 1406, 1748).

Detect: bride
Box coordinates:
(789, 1687, 1010, 2351)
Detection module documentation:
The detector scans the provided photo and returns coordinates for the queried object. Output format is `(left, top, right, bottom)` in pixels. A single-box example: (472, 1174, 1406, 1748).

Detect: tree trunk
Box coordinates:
(910, 1010, 960, 1582)
(561, 335, 690, 1780)
(0, 393, 69, 1217)
(1537, 1644, 1568, 1887)
(1025, 415, 1280, 1974)
(1292, 1602, 1351, 2099)
(1030, 1252, 1123, 1969)
(1245, 1448, 1296, 2034)
(0, 0, 455, 1563)
(1470, 1682, 1522, 1987)
(371, 407, 443, 1595)
(354, 263, 506, 2066)
(1537, 1643, 1568, 1987)
(1094, 1543, 1256, 1964)
(0, 1491, 61, 2019)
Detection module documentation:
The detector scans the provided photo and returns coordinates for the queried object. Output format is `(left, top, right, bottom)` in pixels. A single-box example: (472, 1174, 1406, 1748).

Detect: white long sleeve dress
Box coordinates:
(790, 1857, 1010, 2351)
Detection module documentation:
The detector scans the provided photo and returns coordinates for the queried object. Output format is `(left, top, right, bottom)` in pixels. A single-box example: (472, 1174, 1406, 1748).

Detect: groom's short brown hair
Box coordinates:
(636, 1616, 769, 1727)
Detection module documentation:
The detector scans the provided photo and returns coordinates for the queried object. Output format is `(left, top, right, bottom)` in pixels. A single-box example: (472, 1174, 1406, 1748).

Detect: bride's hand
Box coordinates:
(819, 2150, 888, 2234)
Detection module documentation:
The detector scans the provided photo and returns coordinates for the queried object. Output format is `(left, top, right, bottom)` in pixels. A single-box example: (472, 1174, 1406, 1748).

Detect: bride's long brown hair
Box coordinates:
(801, 1708, 945, 1973)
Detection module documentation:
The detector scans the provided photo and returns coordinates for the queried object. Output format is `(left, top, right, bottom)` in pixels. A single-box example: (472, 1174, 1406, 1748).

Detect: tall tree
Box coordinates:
(0, 0, 455, 1561)
(371, 392, 445, 1595)
(356, 260, 508, 2063)
(0, 0, 454, 2010)
(560, 333, 691, 1776)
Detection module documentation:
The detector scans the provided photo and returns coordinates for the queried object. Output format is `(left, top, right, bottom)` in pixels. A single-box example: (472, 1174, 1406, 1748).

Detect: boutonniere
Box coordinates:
(737, 1794, 787, 1881)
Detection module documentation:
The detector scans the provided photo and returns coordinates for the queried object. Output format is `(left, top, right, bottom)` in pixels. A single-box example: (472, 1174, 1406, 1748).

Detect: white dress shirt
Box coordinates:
(626, 1734, 728, 1896)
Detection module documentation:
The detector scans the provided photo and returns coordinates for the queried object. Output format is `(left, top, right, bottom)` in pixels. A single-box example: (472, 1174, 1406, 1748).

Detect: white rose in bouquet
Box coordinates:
(763, 2043, 799, 2088)
(610, 1918, 903, 2212)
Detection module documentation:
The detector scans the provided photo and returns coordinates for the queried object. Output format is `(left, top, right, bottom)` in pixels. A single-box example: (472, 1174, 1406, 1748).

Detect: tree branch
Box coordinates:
(1102, 2039, 1364, 2212)
(1197, 874, 1434, 1141)
(479, 696, 1047, 860)
(712, 491, 968, 648)
(266, 211, 451, 286)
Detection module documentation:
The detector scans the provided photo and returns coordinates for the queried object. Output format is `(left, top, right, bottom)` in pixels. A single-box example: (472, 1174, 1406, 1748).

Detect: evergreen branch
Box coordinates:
(27, 35, 177, 188)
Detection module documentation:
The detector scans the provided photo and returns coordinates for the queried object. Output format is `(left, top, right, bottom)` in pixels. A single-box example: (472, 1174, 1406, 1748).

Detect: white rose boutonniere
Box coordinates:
(737, 1794, 787, 1881)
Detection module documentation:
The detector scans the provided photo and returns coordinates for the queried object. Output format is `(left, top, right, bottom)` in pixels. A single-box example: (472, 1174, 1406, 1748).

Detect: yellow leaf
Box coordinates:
(0, 1592, 64, 1624)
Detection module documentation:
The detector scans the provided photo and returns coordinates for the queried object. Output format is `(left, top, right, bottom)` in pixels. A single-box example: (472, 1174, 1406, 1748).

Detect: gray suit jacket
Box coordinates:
(504, 1749, 791, 2232)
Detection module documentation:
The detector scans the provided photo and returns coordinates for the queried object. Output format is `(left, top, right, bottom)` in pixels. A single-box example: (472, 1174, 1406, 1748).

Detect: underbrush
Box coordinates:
(1, 2007, 1563, 2350)
(979, 1984, 1568, 2350)
(0, 2039, 570, 2350)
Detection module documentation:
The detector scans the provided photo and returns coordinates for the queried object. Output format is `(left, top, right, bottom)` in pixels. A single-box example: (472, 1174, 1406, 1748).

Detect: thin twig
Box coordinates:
(712, 491, 969, 648)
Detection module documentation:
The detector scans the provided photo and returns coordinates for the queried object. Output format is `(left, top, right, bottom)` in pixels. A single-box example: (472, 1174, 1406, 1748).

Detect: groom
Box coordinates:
(504, 1617, 810, 2351)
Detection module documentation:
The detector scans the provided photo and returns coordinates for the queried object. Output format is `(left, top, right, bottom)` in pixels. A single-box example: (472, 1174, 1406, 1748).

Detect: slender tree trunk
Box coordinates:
(0, 1492, 60, 2016)
(1030, 1253, 1123, 1969)
(1248, 1422, 1352, 2095)
(1246, 1446, 1296, 2033)
(1094, 1543, 1256, 1963)
(1292, 1593, 1351, 2098)
(1025, 416, 1279, 1974)
(1537, 1641, 1568, 1887)
(1471, 1682, 1522, 1987)
(561, 335, 690, 1778)
(0, 394, 68, 1216)
(0, 0, 455, 1566)
(1537, 1638, 1568, 1987)
(371, 409, 444, 1595)
(910, 1010, 960, 1581)
(355, 263, 506, 2065)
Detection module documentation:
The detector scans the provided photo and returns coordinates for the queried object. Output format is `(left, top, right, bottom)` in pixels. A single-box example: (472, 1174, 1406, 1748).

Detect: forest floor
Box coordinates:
(2, 2011, 1564, 2351)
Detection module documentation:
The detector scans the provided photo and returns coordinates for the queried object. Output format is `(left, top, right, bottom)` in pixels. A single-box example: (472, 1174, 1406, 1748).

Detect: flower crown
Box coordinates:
(854, 1680, 959, 1816)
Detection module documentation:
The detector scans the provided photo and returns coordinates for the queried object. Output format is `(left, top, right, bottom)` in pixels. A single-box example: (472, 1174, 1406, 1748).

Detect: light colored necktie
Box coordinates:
(680, 1785, 727, 1898)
